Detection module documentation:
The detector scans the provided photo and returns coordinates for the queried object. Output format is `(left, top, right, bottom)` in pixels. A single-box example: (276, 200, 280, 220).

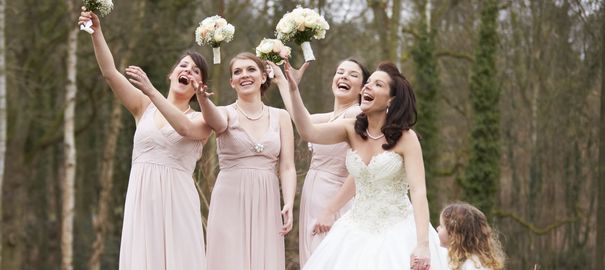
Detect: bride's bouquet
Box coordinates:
(256, 39, 291, 65)
(195, 15, 235, 64)
(275, 6, 329, 62)
(80, 0, 114, 34)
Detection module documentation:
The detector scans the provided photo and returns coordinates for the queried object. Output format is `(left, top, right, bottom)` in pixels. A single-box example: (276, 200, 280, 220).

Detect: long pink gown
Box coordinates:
(120, 104, 207, 270)
(206, 104, 285, 270)
(299, 105, 361, 266)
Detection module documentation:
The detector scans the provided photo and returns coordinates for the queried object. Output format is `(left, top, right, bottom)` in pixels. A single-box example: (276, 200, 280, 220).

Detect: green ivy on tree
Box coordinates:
(459, 0, 500, 218)
(411, 14, 440, 222)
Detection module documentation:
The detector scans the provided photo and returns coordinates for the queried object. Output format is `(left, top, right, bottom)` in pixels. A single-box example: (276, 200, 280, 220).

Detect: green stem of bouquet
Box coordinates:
(293, 28, 316, 45)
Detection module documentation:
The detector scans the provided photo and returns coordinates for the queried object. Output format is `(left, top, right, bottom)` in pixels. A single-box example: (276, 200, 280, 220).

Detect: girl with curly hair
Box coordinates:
(438, 202, 506, 270)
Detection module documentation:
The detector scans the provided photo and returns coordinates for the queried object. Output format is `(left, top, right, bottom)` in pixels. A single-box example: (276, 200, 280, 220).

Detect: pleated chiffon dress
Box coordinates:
(206, 104, 286, 270)
(120, 104, 207, 270)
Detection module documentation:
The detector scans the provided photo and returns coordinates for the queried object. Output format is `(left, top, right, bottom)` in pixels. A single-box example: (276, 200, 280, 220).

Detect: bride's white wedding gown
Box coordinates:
(303, 150, 449, 270)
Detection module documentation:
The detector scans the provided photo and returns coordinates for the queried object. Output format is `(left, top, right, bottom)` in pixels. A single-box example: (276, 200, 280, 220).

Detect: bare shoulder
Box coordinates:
(395, 129, 422, 154)
(276, 107, 290, 119)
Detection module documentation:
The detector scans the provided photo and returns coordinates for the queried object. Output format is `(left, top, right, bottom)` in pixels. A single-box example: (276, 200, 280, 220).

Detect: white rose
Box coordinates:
(272, 41, 284, 53)
(281, 46, 292, 58)
(216, 18, 227, 28)
(258, 40, 273, 54)
(304, 16, 317, 28)
(214, 32, 225, 42)
(294, 15, 306, 31)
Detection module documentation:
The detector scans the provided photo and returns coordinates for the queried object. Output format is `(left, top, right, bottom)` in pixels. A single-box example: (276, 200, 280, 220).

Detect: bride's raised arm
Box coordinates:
(282, 61, 349, 145)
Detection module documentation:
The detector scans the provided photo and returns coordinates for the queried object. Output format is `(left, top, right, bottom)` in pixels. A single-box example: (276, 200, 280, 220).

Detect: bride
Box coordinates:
(278, 60, 448, 270)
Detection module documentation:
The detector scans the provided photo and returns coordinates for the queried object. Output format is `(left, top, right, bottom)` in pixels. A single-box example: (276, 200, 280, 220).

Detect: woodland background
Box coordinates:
(0, 0, 603, 269)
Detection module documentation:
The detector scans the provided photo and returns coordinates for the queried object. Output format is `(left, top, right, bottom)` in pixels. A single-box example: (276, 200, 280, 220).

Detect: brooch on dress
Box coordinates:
(253, 143, 265, 153)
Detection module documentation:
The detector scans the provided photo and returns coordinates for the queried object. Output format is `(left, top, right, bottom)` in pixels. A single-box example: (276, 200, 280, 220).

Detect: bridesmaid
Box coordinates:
(269, 59, 370, 266)
(79, 11, 211, 270)
(198, 52, 297, 270)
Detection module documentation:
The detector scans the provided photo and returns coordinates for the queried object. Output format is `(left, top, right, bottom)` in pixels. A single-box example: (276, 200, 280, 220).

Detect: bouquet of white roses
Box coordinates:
(195, 15, 235, 64)
(275, 6, 329, 62)
(80, 0, 114, 34)
(256, 39, 291, 65)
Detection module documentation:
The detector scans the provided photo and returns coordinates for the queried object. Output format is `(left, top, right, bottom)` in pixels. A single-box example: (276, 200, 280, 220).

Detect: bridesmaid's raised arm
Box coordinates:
(125, 66, 212, 141)
(283, 61, 348, 145)
(195, 84, 228, 134)
(79, 11, 148, 120)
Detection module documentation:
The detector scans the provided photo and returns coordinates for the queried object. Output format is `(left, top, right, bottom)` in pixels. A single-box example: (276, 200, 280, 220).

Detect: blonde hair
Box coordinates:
(441, 202, 505, 270)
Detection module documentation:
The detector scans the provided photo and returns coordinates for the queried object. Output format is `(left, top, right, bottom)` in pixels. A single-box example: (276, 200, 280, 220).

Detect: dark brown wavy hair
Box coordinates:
(168, 51, 209, 102)
(441, 202, 505, 270)
(354, 62, 417, 150)
(169, 51, 209, 84)
(229, 52, 272, 96)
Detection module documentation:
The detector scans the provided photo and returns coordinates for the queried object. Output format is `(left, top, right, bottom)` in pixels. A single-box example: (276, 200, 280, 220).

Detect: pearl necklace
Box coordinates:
(366, 129, 385, 140)
(235, 101, 265, 121)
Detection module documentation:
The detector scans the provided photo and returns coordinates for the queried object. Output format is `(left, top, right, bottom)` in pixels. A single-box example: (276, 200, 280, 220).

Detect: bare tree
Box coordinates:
(61, 0, 78, 269)
(597, 4, 605, 268)
(0, 0, 6, 266)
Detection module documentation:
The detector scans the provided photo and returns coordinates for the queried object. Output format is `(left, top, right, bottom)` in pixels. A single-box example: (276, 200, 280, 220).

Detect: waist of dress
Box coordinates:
(306, 166, 348, 178)
(131, 160, 194, 174)
(219, 165, 277, 172)
(308, 160, 347, 176)
(341, 196, 413, 233)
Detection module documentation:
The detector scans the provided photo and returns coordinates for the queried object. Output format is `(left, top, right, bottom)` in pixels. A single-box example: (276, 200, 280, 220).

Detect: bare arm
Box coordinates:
(125, 66, 212, 140)
(283, 61, 349, 144)
(313, 174, 356, 234)
(195, 86, 228, 134)
(79, 11, 148, 119)
(399, 130, 431, 268)
(277, 109, 297, 236)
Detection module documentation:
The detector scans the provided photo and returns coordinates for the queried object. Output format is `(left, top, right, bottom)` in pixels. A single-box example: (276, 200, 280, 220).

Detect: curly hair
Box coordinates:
(354, 62, 417, 150)
(441, 202, 505, 270)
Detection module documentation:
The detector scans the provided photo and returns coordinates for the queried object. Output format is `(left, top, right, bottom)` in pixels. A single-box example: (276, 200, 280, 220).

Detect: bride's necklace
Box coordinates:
(329, 103, 357, 122)
(235, 101, 265, 121)
(366, 129, 385, 140)
(182, 106, 192, 114)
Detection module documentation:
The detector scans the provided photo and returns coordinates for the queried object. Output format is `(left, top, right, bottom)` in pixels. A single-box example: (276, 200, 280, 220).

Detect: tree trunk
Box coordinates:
(596, 5, 605, 268)
(88, 1, 146, 269)
(368, 0, 390, 59)
(411, 0, 439, 222)
(0, 0, 5, 266)
(459, 0, 500, 217)
(61, 0, 78, 267)
(62, 2, 79, 270)
(388, 0, 401, 61)
(87, 97, 122, 270)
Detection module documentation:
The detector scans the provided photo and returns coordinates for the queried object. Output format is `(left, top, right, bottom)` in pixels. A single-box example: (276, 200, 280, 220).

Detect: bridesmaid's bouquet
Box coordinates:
(256, 39, 291, 65)
(195, 15, 235, 64)
(275, 6, 329, 62)
(80, 0, 114, 34)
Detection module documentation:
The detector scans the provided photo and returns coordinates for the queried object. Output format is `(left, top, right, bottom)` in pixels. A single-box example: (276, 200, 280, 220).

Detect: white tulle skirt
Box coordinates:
(303, 211, 449, 270)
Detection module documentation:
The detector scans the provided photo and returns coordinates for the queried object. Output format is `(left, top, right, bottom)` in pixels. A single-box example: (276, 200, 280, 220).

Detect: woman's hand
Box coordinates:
(193, 79, 212, 104)
(312, 209, 337, 235)
(125, 66, 158, 96)
(410, 243, 430, 270)
(280, 203, 294, 236)
(283, 60, 300, 93)
(78, 9, 101, 32)
(267, 60, 309, 85)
